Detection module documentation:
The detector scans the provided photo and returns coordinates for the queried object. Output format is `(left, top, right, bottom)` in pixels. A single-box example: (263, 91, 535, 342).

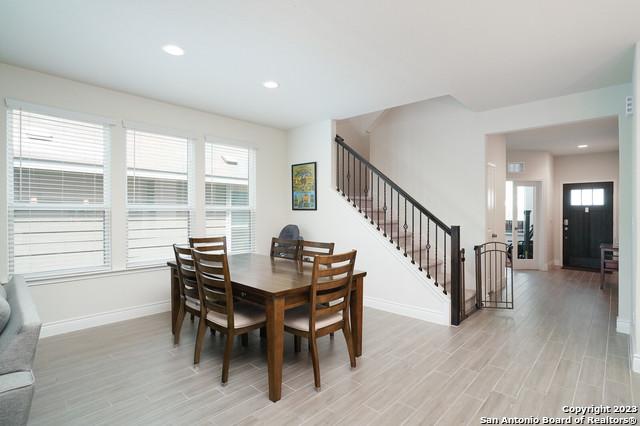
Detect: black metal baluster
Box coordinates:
(358, 159, 362, 212)
(403, 198, 407, 256)
(396, 193, 400, 250)
(419, 214, 423, 270)
(390, 189, 394, 243)
(435, 227, 439, 286)
(377, 176, 381, 230)
(383, 182, 387, 237)
(363, 165, 368, 218)
(336, 143, 340, 192)
(346, 151, 351, 202)
(370, 168, 374, 224)
(352, 154, 356, 207)
(426, 217, 431, 279)
(443, 233, 447, 295)
(341, 147, 345, 196)
(411, 205, 415, 264)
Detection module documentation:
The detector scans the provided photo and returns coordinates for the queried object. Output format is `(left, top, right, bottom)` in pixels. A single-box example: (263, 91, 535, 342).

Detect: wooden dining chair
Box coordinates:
(299, 240, 335, 263)
(172, 244, 202, 345)
(192, 250, 266, 383)
(270, 237, 301, 260)
(189, 236, 227, 253)
(284, 250, 358, 390)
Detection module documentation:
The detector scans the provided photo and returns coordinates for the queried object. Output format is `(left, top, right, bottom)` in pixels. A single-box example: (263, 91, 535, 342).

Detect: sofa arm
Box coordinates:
(0, 371, 35, 426)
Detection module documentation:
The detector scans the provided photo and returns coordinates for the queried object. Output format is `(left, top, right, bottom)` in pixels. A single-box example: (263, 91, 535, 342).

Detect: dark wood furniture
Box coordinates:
(191, 250, 266, 383)
(189, 236, 227, 253)
(270, 237, 301, 260)
(168, 253, 366, 402)
(600, 243, 619, 289)
(299, 240, 335, 263)
(172, 244, 202, 345)
(285, 250, 357, 389)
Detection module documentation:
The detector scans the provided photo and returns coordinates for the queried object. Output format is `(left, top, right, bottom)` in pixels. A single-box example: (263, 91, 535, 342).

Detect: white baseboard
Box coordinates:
(633, 354, 640, 374)
(40, 300, 171, 338)
(364, 295, 449, 325)
(617, 317, 631, 335)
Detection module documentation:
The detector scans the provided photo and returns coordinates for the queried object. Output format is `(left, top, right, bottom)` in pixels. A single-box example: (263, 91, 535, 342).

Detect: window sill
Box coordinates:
(24, 264, 170, 287)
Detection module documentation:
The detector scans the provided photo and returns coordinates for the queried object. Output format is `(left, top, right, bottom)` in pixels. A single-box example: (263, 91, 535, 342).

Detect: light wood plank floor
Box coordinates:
(30, 268, 639, 425)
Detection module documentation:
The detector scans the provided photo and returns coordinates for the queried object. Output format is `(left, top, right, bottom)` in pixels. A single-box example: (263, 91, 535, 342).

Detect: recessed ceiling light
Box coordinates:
(577, 144, 588, 149)
(162, 44, 185, 56)
(263, 81, 279, 89)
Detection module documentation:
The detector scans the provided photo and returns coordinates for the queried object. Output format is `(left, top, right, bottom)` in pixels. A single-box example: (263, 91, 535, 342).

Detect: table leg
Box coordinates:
(266, 295, 285, 402)
(170, 269, 180, 335)
(600, 249, 605, 290)
(350, 275, 364, 357)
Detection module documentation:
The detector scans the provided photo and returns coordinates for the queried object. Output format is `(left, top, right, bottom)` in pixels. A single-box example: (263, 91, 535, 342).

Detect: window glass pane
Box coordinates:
(570, 189, 582, 206)
(205, 142, 255, 254)
(581, 189, 593, 206)
(126, 129, 190, 266)
(7, 108, 110, 277)
(593, 188, 605, 206)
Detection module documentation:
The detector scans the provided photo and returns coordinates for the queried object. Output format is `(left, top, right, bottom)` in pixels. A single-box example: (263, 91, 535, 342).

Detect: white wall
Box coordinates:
(552, 152, 619, 266)
(335, 119, 370, 160)
(0, 63, 289, 334)
(506, 150, 554, 270)
(287, 121, 451, 324)
(632, 42, 640, 369)
(367, 84, 632, 330)
(485, 135, 506, 243)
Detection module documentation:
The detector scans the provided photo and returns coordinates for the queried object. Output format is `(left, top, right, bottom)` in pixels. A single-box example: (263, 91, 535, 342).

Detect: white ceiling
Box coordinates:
(0, 1, 638, 129)
(505, 116, 619, 156)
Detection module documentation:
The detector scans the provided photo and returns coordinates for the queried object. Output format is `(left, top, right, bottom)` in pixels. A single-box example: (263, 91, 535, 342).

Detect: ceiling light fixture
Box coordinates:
(577, 144, 588, 149)
(162, 44, 185, 56)
(263, 81, 279, 89)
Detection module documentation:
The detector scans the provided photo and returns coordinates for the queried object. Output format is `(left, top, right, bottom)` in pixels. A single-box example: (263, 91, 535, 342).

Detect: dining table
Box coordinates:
(167, 253, 367, 402)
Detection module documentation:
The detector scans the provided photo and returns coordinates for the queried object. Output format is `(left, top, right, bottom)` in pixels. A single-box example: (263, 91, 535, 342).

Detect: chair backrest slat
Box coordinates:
(190, 236, 227, 254)
(192, 249, 234, 328)
(270, 237, 301, 260)
(174, 244, 199, 302)
(309, 250, 357, 333)
(299, 240, 335, 263)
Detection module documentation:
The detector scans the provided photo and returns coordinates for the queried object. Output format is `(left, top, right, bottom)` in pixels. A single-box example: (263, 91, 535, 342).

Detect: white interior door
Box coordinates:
(510, 182, 537, 269)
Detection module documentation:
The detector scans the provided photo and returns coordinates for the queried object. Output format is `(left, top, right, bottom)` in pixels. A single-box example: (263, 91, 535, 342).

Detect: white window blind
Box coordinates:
(7, 108, 111, 277)
(126, 129, 192, 266)
(205, 143, 255, 254)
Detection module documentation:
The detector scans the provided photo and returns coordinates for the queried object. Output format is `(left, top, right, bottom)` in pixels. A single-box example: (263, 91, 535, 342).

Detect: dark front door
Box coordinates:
(563, 182, 613, 270)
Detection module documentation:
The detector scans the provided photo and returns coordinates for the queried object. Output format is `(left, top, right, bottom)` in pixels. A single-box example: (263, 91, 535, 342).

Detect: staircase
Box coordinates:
(335, 135, 476, 324)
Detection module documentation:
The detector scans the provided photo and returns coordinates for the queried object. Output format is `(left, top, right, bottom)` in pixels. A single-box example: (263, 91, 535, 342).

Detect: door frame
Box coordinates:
(562, 181, 615, 269)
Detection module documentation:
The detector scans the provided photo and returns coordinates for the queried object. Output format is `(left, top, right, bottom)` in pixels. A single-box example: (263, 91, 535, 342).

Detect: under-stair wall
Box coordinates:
(287, 121, 455, 325)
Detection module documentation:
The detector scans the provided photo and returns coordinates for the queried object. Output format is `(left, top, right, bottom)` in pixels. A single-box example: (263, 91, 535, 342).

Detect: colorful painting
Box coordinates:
(292, 162, 317, 210)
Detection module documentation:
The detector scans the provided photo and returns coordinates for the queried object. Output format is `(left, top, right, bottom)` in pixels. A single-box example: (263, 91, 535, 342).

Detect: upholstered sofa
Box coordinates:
(0, 275, 41, 426)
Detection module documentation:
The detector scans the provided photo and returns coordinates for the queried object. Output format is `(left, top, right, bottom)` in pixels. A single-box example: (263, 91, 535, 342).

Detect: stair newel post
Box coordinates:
(450, 225, 462, 326)
(474, 245, 482, 310)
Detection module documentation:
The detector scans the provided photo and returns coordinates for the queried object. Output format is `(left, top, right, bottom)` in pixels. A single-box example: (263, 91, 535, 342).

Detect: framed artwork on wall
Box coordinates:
(291, 162, 317, 210)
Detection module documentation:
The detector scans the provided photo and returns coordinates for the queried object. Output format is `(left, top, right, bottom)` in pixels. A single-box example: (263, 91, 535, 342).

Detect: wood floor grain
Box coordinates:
(29, 268, 639, 425)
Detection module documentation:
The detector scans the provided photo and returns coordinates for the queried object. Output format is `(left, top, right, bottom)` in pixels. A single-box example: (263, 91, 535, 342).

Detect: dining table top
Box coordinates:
(167, 253, 366, 297)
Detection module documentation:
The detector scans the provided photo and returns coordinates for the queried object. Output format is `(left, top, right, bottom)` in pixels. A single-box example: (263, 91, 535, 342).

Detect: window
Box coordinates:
(127, 129, 191, 266)
(205, 143, 255, 253)
(570, 188, 605, 206)
(507, 162, 525, 173)
(7, 108, 111, 277)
